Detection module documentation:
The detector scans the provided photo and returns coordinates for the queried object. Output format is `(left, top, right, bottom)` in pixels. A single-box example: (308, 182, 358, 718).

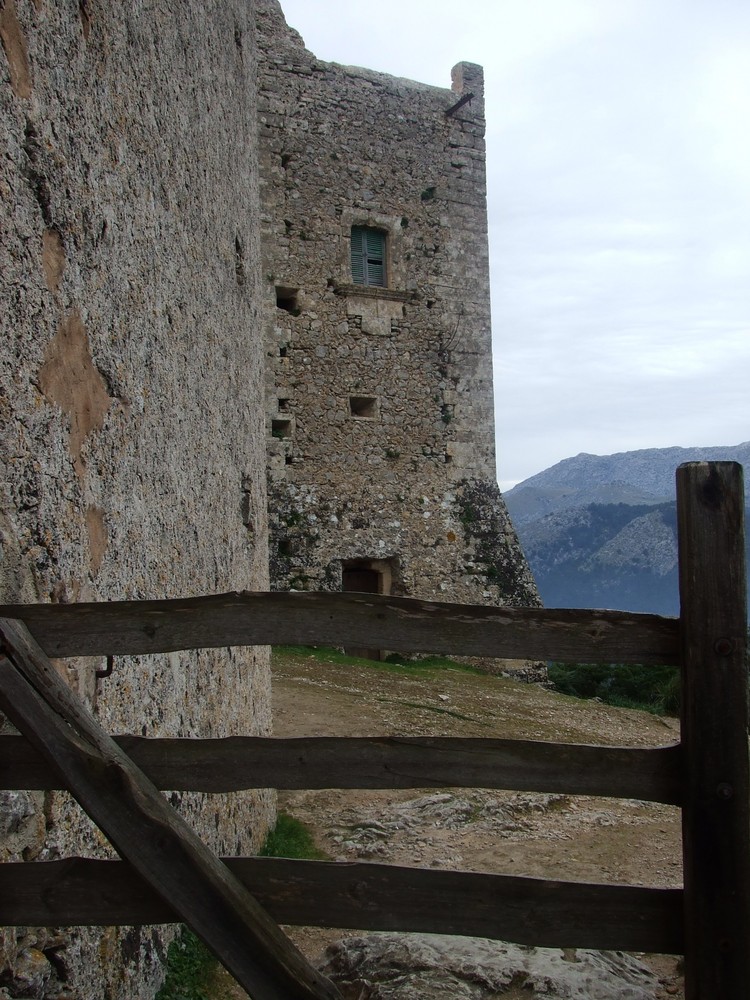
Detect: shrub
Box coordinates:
(548, 662, 680, 716)
(156, 928, 213, 1000)
(260, 812, 327, 860)
(156, 813, 325, 998)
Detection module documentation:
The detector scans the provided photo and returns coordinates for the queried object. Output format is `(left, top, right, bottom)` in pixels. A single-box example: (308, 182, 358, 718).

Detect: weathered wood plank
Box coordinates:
(0, 620, 341, 1000)
(0, 734, 683, 804)
(676, 462, 750, 999)
(0, 591, 680, 664)
(0, 856, 684, 954)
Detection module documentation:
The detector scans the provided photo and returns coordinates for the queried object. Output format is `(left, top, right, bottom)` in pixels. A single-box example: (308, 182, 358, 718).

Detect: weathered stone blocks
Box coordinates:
(257, 1, 538, 618)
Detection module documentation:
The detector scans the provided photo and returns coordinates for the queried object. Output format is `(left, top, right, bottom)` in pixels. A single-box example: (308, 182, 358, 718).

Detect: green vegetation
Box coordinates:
(155, 927, 214, 1000)
(273, 644, 482, 676)
(156, 813, 325, 999)
(382, 651, 481, 674)
(259, 811, 328, 860)
(458, 514, 475, 531)
(548, 661, 680, 716)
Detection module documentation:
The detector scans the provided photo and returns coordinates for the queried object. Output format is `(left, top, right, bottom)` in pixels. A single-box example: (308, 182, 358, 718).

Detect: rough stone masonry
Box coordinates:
(1, 0, 539, 996)
(256, 0, 539, 622)
(1, 2, 271, 997)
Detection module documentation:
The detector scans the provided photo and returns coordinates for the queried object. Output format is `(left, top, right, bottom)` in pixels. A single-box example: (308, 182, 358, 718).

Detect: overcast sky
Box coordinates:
(277, 0, 750, 489)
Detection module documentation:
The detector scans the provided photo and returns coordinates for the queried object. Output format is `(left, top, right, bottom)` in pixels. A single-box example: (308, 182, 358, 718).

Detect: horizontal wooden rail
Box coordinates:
(0, 591, 680, 664)
(0, 857, 684, 954)
(0, 734, 682, 804)
(0, 622, 340, 1000)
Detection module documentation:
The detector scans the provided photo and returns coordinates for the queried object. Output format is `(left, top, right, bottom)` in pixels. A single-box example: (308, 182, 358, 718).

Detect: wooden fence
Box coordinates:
(0, 461, 747, 1000)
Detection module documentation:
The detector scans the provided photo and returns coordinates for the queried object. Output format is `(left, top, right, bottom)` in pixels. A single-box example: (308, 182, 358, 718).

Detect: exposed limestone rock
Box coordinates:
(321, 933, 660, 1000)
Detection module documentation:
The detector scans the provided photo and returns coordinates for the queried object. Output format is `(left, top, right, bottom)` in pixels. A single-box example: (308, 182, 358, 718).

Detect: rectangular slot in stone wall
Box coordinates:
(275, 286, 299, 314)
(271, 418, 293, 438)
(349, 396, 378, 420)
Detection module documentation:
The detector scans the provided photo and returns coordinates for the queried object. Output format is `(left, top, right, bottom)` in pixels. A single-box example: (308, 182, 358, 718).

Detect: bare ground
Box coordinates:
(210, 649, 685, 1000)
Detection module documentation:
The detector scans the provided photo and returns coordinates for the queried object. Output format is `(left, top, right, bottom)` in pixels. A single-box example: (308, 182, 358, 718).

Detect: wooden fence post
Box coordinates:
(677, 461, 750, 998)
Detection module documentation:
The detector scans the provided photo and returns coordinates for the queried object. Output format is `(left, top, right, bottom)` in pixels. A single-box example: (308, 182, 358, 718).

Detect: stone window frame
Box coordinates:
(335, 210, 409, 300)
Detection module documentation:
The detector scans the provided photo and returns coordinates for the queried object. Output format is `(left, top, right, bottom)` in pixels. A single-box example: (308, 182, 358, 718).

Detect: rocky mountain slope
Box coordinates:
(505, 443, 750, 615)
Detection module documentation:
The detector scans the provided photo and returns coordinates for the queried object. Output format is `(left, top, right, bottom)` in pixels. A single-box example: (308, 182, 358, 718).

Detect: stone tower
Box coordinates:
(256, 1, 539, 624)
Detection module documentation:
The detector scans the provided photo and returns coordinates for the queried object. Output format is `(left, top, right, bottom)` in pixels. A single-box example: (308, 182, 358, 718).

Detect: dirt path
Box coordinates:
(212, 650, 685, 999)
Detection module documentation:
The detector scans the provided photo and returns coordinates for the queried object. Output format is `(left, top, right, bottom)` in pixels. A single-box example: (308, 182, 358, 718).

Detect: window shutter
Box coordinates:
(351, 226, 385, 286)
(351, 227, 365, 284)
(365, 229, 385, 287)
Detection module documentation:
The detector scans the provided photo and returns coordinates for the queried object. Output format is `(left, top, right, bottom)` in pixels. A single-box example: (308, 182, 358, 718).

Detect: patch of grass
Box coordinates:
(259, 811, 328, 860)
(382, 651, 477, 671)
(156, 927, 214, 1000)
(157, 813, 325, 999)
(273, 644, 482, 676)
(548, 662, 680, 716)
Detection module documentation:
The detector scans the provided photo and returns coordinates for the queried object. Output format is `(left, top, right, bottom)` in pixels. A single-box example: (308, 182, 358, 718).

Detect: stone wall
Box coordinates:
(1, 1, 542, 993)
(257, 1, 539, 619)
(0, 2, 272, 997)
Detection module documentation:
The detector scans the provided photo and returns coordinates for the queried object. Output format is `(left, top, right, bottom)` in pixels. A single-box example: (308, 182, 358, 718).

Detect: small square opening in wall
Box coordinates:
(271, 418, 293, 438)
(275, 286, 300, 314)
(349, 395, 378, 419)
(278, 397, 290, 412)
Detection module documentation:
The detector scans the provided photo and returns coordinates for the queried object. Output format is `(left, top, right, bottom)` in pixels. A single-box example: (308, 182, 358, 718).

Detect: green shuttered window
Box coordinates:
(351, 226, 386, 287)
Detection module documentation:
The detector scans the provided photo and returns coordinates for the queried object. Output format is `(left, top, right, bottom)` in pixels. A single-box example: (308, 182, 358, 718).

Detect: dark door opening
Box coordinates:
(341, 561, 389, 660)
(342, 567, 380, 595)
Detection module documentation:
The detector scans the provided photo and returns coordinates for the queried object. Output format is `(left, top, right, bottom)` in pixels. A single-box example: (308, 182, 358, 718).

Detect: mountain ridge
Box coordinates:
(506, 442, 750, 527)
(505, 443, 749, 617)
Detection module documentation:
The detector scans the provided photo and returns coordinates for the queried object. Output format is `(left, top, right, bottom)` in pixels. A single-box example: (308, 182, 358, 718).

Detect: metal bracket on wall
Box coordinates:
(445, 92, 474, 117)
(95, 655, 114, 680)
